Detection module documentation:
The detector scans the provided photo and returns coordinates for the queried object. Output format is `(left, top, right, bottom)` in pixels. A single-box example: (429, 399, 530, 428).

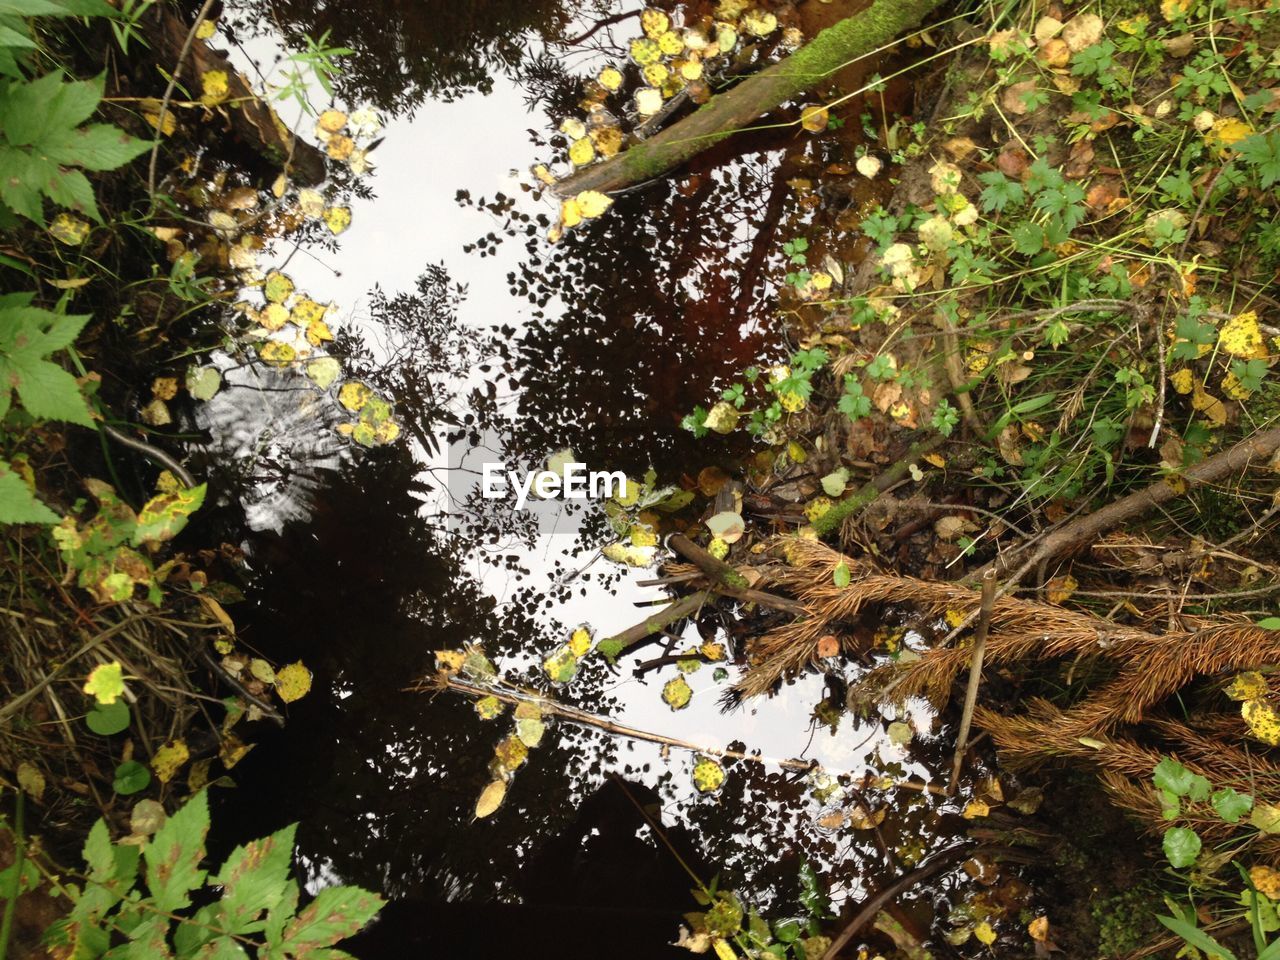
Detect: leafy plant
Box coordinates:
(0, 70, 149, 225)
(40, 790, 383, 958)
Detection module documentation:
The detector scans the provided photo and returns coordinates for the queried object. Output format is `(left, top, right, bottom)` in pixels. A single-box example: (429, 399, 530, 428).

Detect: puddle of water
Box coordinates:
(198, 3, 996, 956)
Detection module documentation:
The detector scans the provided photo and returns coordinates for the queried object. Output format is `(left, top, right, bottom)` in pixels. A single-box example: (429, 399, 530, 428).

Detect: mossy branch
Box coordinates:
(552, 0, 945, 197)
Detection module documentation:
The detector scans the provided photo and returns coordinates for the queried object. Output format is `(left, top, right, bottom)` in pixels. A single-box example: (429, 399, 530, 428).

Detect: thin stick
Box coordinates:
(423, 674, 947, 794)
(821, 843, 971, 960)
(948, 568, 997, 795)
(147, 0, 217, 207)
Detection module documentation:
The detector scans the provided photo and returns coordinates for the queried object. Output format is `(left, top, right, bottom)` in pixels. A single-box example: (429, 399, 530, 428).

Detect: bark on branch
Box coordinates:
(552, 0, 944, 197)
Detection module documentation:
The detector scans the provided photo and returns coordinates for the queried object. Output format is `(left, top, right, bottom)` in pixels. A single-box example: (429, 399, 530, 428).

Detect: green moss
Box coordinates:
(1092, 886, 1162, 956)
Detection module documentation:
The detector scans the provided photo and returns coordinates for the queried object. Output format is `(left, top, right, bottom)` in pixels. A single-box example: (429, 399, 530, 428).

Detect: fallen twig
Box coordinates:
(948, 568, 997, 795)
(821, 843, 972, 960)
(667, 533, 808, 616)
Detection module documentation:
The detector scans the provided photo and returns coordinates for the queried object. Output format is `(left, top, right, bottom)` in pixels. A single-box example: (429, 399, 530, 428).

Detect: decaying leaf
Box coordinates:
(663, 675, 693, 710)
(692, 757, 725, 793)
(1227, 671, 1269, 701)
(84, 661, 125, 705)
(475, 779, 507, 818)
(706, 510, 745, 544)
(151, 739, 190, 783)
(1243, 698, 1280, 746)
(494, 734, 528, 772)
(474, 696, 504, 720)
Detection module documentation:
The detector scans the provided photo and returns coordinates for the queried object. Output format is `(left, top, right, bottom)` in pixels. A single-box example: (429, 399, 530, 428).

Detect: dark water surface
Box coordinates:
(199, 2, 974, 956)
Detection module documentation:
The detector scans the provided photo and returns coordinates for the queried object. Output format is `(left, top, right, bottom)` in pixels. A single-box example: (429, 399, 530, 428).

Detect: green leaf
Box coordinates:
(0, 69, 62, 144)
(1153, 757, 1195, 797)
(0, 20, 34, 48)
(1257, 617, 1280, 631)
(1011, 221, 1045, 256)
(131, 483, 206, 545)
(40, 123, 151, 171)
(1156, 914, 1237, 960)
(44, 74, 103, 134)
(144, 789, 209, 911)
(0, 459, 57, 523)
(1162, 826, 1202, 868)
(43, 166, 100, 221)
(112, 760, 150, 795)
(211, 823, 298, 935)
(1211, 787, 1253, 823)
(8, 355, 93, 424)
(281, 885, 384, 953)
(832, 562, 851, 588)
(85, 699, 130, 735)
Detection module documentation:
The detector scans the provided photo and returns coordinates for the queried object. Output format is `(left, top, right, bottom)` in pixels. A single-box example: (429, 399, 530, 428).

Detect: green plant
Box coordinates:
(38, 790, 383, 958)
(0, 70, 150, 225)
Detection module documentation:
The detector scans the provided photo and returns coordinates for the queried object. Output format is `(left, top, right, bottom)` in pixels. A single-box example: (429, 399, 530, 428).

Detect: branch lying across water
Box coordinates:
(551, 0, 945, 197)
(416, 672, 946, 795)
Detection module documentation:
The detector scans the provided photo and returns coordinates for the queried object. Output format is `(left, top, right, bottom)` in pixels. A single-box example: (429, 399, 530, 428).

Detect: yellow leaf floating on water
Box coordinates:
(1219, 310, 1265, 358)
(974, 921, 997, 946)
(306, 318, 333, 346)
(641, 8, 669, 38)
(516, 716, 545, 747)
(598, 66, 623, 92)
(575, 190, 613, 219)
(322, 206, 352, 235)
(259, 341, 296, 367)
(801, 105, 829, 133)
(317, 109, 347, 134)
(543, 646, 579, 683)
(49, 212, 89, 245)
(274, 661, 311, 703)
(260, 303, 290, 331)
(436, 649, 465, 673)
(560, 198, 582, 229)
(152, 739, 190, 784)
(744, 9, 778, 35)
(1226, 671, 1269, 701)
(591, 124, 623, 158)
(692, 757, 725, 793)
(658, 30, 684, 56)
(568, 137, 594, 166)
(199, 69, 229, 107)
(474, 695, 504, 720)
(291, 297, 327, 327)
(630, 37, 661, 64)
(326, 135, 355, 161)
(962, 799, 991, 819)
(1243, 698, 1280, 745)
(475, 779, 507, 818)
(195, 18, 216, 38)
(338, 381, 373, 411)
(643, 62, 669, 87)
(263, 270, 294, 303)
(297, 188, 325, 218)
(494, 735, 528, 772)
(84, 661, 124, 705)
(663, 676, 692, 710)
(568, 626, 592, 657)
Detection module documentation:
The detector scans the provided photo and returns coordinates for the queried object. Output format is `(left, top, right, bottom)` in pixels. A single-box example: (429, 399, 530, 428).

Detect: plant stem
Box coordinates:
(0, 791, 26, 960)
(948, 568, 997, 796)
